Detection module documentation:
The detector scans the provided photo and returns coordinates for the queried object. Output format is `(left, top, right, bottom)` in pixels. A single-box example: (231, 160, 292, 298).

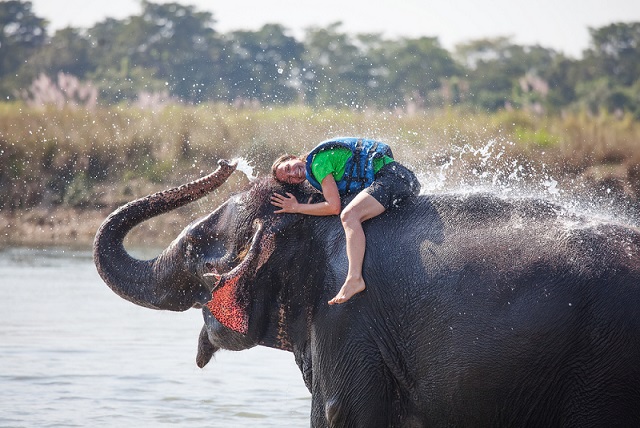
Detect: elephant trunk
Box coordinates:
(93, 159, 237, 311)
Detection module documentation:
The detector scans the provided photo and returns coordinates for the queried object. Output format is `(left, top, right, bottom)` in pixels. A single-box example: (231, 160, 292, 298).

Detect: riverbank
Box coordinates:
(0, 205, 209, 249)
(0, 170, 246, 249)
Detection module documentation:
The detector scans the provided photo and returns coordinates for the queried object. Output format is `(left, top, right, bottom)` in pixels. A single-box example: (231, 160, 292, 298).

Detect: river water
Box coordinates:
(0, 246, 311, 427)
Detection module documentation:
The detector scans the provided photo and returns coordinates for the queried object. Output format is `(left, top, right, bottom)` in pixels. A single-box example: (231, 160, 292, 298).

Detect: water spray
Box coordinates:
(233, 157, 258, 182)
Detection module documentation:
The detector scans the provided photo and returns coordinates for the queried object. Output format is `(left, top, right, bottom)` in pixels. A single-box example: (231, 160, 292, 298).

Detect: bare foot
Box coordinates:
(328, 277, 366, 305)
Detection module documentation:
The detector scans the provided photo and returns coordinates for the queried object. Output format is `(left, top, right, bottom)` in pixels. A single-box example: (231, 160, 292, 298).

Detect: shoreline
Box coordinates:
(0, 206, 199, 250)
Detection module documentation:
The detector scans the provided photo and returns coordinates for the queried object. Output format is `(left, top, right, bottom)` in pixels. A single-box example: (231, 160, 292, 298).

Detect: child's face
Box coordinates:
(275, 158, 306, 184)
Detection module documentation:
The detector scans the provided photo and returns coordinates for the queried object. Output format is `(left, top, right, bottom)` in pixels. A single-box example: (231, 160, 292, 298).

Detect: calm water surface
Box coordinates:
(0, 247, 311, 427)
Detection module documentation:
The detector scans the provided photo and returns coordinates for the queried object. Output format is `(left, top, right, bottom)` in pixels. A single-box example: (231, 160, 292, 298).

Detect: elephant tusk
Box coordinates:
(209, 220, 264, 293)
(203, 272, 222, 281)
(204, 264, 222, 281)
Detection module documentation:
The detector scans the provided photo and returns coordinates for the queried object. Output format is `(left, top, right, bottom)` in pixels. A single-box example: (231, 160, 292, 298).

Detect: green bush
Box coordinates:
(514, 126, 560, 148)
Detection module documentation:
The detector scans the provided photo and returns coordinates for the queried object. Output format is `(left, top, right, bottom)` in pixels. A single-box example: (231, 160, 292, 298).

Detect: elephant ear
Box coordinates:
(207, 276, 250, 334)
(205, 184, 308, 334)
(206, 220, 276, 334)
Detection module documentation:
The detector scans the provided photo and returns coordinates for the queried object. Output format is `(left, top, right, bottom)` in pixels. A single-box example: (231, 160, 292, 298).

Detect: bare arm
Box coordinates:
(271, 175, 341, 216)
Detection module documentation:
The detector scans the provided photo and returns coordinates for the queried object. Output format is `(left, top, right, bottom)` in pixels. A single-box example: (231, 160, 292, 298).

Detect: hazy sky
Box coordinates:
(30, 0, 640, 58)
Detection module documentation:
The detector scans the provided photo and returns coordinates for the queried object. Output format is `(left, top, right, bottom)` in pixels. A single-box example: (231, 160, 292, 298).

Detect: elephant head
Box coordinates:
(94, 160, 321, 368)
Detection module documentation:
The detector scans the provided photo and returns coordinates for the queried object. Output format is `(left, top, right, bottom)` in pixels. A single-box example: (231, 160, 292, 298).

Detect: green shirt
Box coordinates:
(309, 147, 394, 185)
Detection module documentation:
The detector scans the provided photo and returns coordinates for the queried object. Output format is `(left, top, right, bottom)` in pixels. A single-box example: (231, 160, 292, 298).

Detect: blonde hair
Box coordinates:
(271, 154, 301, 181)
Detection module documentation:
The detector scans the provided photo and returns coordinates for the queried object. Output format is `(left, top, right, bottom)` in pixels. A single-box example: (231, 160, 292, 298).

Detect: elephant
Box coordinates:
(94, 159, 640, 427)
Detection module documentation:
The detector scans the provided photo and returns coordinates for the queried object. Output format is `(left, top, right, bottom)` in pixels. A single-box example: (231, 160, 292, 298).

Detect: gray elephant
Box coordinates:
(94, 160, 640, 427)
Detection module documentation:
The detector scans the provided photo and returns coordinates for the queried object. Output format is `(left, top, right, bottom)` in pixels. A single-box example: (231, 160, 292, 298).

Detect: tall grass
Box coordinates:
(1, 102, 639, 211)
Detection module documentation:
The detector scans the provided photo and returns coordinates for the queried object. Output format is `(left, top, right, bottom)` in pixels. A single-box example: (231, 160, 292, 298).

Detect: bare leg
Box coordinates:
(328, 192, 385, 305)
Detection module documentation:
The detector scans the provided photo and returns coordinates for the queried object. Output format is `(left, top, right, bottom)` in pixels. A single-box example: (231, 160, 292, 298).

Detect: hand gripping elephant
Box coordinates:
(94, 160, 640, 427)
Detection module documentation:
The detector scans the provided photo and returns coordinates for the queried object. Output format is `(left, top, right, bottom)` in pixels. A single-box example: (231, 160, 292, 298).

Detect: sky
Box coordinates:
(30, 0, 640, 58)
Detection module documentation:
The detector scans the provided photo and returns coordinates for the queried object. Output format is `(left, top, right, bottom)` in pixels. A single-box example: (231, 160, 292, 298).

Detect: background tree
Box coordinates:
(2, 0, 640, 115)
(578, 23, 640, 116)
(302, 22, 374, 108)
(86, 18, 160, 103)
(585, 22, 640, 87)
(385, 36, 460, 109)
(0, 0, 47, 97)
(86, 2, 221, 103)
(25, 27, 93, 81)
(455, 38, 562, 111)
(223, 24, 304, 104)
(540, 55, 581, 111)
(133, 1, 220, 103)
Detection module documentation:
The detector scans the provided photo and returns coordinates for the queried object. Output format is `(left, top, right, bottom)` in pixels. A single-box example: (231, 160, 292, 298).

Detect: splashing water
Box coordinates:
(233, 157, 258, 182)
(415, 138, 639, 228)
(417, 139, 547, 196)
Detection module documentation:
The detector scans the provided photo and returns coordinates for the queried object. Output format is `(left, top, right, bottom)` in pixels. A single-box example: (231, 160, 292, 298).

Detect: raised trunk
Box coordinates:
(93, 159, 237, 311)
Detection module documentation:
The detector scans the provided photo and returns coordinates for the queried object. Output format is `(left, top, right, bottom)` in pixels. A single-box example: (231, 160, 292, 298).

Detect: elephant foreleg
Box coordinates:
(312, 353, 397, 427)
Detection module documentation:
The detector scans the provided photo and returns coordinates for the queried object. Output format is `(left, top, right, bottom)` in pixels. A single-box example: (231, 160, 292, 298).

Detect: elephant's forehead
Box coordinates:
(219, 196, 242, 223)
(212, 195, 248, 228)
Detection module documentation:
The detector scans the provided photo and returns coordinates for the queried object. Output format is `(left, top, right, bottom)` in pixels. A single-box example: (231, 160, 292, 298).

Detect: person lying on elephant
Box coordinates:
(270, 137, 421, 305)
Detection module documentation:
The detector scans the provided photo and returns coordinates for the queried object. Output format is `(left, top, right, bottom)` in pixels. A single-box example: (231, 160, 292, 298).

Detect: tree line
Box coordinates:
(1, 0, 640, 116)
